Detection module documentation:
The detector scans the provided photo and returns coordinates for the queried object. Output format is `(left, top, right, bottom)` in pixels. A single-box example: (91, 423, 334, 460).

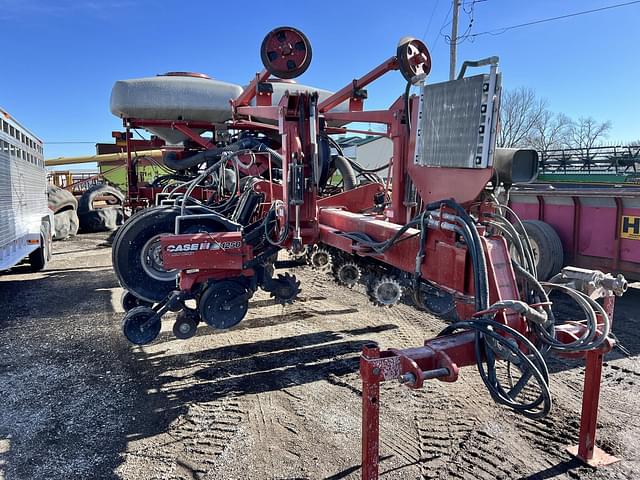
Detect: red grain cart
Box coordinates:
(509, 184, 640, 281)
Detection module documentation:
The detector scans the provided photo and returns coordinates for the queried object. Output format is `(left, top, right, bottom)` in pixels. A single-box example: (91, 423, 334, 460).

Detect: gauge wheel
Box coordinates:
(121, 306, 161, 345)
(112, 206, 180, 303)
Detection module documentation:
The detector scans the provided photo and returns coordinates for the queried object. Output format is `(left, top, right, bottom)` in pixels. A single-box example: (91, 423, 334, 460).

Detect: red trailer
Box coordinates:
(509, 184, 640, 281)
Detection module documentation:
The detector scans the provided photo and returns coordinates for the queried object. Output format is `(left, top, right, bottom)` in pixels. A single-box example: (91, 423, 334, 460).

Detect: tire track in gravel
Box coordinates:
(268, 266, 598, 480)
(169, 398, 246, 479)
(514, 413, 579, 454)
(410, 384, 527, 480)
(319, 275, 555, 480)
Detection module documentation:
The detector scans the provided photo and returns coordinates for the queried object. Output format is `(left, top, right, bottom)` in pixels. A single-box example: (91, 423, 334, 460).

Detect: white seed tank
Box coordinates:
(110, 73, 348, 144)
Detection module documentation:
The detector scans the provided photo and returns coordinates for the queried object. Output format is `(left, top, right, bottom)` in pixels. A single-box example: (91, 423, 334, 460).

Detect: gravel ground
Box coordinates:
(0, 232, 639, 480)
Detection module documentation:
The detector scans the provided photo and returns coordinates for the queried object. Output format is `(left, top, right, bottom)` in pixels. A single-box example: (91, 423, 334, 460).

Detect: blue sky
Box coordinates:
(1, 0, 639, 162)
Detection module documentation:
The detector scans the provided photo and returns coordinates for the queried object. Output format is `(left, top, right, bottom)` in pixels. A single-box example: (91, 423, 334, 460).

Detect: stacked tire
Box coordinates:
(78, 183, 125, 232)
(47, 185, 79, 240)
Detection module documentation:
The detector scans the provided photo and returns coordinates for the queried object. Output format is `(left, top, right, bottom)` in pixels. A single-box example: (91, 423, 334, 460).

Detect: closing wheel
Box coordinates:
(121, 290, 153, 312)
(396, 37, 432, 82)
(268, 272, 301, 305)
(199, 281, 249, 329)
(112, 206, 180, 303)
(309, 246, 332, 273)
(173, 309, 200, 340)
(335, 262, 361, 288)
(370, 276, 403, 307)
(121, 306, 161, 345)
(260, 26, 312, 79)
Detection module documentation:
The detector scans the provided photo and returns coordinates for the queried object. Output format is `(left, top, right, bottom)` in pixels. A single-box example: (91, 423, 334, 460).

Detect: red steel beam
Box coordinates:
(318, 57, 399, 113)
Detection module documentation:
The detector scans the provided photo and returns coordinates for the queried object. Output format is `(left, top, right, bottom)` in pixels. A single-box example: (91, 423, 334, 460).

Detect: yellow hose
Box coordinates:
(45, 149, 163, 166)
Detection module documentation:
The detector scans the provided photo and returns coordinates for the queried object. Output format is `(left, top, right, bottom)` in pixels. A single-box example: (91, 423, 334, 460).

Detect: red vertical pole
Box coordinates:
(577, 349, 604, 460)
(125, 125, 136, 204)
(361, 346, 381, 480)
(568, 294, 619, 466)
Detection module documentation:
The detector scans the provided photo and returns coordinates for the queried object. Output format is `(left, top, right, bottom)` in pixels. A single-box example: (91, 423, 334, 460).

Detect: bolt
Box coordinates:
(399, 372, 416, 385)
(372, 367, 381, 376)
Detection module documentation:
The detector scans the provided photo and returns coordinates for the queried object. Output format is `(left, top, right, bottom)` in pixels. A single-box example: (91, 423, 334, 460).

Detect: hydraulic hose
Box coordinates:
(332, 155, 357, 190)
(440, 317, 552, 419)
(163, 137, 284, 171)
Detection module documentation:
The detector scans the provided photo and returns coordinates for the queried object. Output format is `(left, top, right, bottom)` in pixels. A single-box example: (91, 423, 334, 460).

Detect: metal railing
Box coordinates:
(539, 145, 640, 175)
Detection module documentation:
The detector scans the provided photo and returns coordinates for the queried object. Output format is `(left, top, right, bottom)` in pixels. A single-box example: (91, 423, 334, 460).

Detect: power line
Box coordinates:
(45, 141, 98, 144)
(432, 2, 453, 49)
(421, 0, 442, 41)
(468, 0, 640, 38)
(444, 0, 481, 45)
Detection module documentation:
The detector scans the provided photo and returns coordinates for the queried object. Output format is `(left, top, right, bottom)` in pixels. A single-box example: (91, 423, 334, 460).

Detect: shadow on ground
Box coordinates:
(0, 258, 396, 479)
(1, 238, 638, 480)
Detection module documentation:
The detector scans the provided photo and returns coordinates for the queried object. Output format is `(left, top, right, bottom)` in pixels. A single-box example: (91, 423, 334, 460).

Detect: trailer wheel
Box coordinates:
(112, 206, 180, 303)
(29, 225, 50, 272)
(519, 220, 564, 281)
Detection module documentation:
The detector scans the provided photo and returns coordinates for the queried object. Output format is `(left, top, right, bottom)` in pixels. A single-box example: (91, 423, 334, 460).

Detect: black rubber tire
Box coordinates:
(110, 205, 161, 250)
(121, 306, 161, 345)
(121, 290, 154, 312)
(519, 220, 564, 281)
(28, 236, 47, 272)
(47, 185, 77, 212)
(77, 183, 124, 213)
(172, 310, 200, 339)
(53, 209, 80, 240)
(112, 206, 181, 303)
(78, 207, 124, 232)
(29, 222, 51, 272)
(53, 210, 70, 240)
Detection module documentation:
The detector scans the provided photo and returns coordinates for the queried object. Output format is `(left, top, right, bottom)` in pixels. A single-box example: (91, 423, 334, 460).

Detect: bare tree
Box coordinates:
(497, 87, 547, 148)
(565, 117, 612, 171)
(568, 117, 612, 151)
(527, 111, 572, 151)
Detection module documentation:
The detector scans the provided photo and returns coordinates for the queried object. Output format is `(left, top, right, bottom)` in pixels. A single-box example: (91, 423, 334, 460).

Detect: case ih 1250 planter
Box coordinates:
(112, 27, 628, 477)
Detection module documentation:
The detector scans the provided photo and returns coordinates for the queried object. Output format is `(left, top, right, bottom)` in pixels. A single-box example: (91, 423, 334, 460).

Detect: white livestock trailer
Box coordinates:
(0, 107, 52, 272)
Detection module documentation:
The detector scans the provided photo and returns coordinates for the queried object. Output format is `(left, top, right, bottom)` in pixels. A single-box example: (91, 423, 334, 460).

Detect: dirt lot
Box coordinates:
(1, 232, 639, 480)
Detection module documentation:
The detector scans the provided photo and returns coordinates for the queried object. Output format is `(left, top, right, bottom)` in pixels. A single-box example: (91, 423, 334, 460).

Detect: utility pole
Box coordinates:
(449, 0, 460, 80)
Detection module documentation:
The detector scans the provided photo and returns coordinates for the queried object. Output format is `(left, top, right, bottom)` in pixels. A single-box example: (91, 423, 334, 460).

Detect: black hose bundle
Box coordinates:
(163, 136, 284, 171)
(351, 198, 550, 417)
